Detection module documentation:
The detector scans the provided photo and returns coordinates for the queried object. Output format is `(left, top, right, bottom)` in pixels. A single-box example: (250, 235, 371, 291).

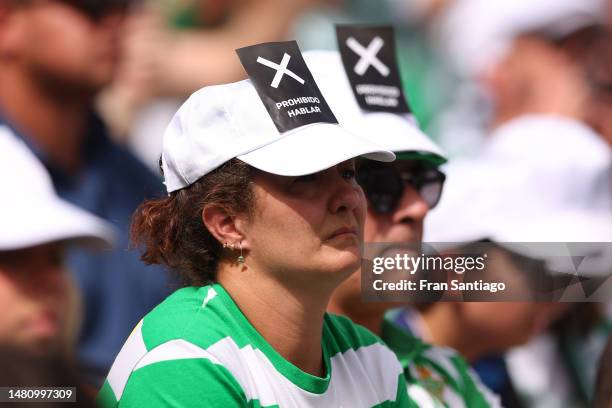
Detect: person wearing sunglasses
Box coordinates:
(356, 161, 445, 216)
(5, 0, 130, 21)
(305, 49, 501, 407)
(0, 0, 173, 384)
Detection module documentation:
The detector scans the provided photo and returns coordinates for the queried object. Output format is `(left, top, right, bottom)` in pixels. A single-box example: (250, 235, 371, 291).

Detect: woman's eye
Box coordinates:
(341, 169, 356, 180)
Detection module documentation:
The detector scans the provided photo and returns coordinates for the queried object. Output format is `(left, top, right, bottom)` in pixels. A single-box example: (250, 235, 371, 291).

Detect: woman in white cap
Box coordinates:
(99, 42, 412, 407)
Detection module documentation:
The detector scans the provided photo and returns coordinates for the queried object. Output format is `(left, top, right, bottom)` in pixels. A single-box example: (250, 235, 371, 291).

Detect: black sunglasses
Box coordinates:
(54, 0, 131, 20)
(357, 161, 446, 214)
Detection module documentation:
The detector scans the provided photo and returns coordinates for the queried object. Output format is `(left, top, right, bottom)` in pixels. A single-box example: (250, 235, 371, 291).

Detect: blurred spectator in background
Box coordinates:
(0, 132, 114, 406)
(99, 0, 325, 169)
(427, 4, 612, 403)
(425, 109, 612, 407)
(0, 133, 107, 408)
(432, 0, 607, 156)
(562, 24, 612, 146)
(0, 132, 114, 356)
(425, 5, 612, 403)
(0, 0, 172, 384)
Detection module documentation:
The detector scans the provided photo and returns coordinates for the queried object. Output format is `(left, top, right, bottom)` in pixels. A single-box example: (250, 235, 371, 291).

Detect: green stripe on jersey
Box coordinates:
(119, 358, 246, 407)
(99, 284, 412, 407)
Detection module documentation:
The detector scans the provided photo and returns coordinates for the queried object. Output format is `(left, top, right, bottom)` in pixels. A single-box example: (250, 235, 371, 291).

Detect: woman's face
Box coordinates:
(242, 160, 366, 288)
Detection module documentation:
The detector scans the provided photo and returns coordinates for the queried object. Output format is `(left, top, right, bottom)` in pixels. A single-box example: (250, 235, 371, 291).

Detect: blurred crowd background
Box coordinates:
(0, 0, 611, 407)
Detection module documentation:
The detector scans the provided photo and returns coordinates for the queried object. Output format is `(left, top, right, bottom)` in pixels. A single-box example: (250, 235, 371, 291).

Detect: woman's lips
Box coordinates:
(326, 227, 358, 241)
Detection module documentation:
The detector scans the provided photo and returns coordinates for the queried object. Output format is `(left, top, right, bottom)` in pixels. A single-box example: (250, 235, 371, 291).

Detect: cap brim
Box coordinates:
(358, 113, 447, 164)
(237, 122, 395, 176)
(0, 198, 116, 252)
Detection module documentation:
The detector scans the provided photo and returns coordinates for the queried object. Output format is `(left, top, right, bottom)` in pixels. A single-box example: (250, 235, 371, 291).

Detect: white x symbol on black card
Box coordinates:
(256, 53, 305, 88)
(346, 36, 390, 77)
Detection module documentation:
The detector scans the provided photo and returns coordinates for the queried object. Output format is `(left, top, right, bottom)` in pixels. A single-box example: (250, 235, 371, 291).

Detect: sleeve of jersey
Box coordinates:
(116, 358, 248, 407)
(395, 371, 420, 408)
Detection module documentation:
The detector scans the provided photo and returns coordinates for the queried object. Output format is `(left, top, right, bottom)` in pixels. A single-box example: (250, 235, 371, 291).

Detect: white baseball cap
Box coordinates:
(425, 115, 612, 271)
(161, 79, 396, 193)
(0, 127, 115, 251)
(303, 50, 447, 165)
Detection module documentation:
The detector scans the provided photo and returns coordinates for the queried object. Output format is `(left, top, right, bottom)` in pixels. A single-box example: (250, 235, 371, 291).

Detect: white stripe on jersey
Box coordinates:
(107, 320, 147, 400)
(106, 326, 403, 407)
(134, 339, 222, 370)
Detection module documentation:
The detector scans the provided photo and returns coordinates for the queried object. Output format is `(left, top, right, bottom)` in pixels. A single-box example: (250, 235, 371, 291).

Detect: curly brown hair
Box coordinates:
(130, 159, 255, 286)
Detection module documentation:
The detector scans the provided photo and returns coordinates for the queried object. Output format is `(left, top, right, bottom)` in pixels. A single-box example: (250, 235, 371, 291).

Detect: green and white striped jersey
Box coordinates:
(98, 284, 413, 407)
(383, 310, 502, 408)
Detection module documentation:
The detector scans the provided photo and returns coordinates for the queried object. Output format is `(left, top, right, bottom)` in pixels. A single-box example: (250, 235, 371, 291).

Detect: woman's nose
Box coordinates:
(328, 174, 364, 215)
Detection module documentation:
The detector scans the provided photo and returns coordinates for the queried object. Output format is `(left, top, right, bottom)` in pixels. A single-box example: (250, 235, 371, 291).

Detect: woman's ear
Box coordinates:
(202, 205, 243, 247)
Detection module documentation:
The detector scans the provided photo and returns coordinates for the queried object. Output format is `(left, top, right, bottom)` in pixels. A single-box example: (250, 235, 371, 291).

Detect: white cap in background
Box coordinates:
(0, 127, 115, 251)
(304, 50, 446, 165)
(425, 115, 612, 271)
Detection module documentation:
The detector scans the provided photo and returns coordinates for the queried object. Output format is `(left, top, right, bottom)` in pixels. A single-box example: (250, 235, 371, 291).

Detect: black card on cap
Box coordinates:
(236, 41, 338, 133)
(335, 25, 411, 113)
